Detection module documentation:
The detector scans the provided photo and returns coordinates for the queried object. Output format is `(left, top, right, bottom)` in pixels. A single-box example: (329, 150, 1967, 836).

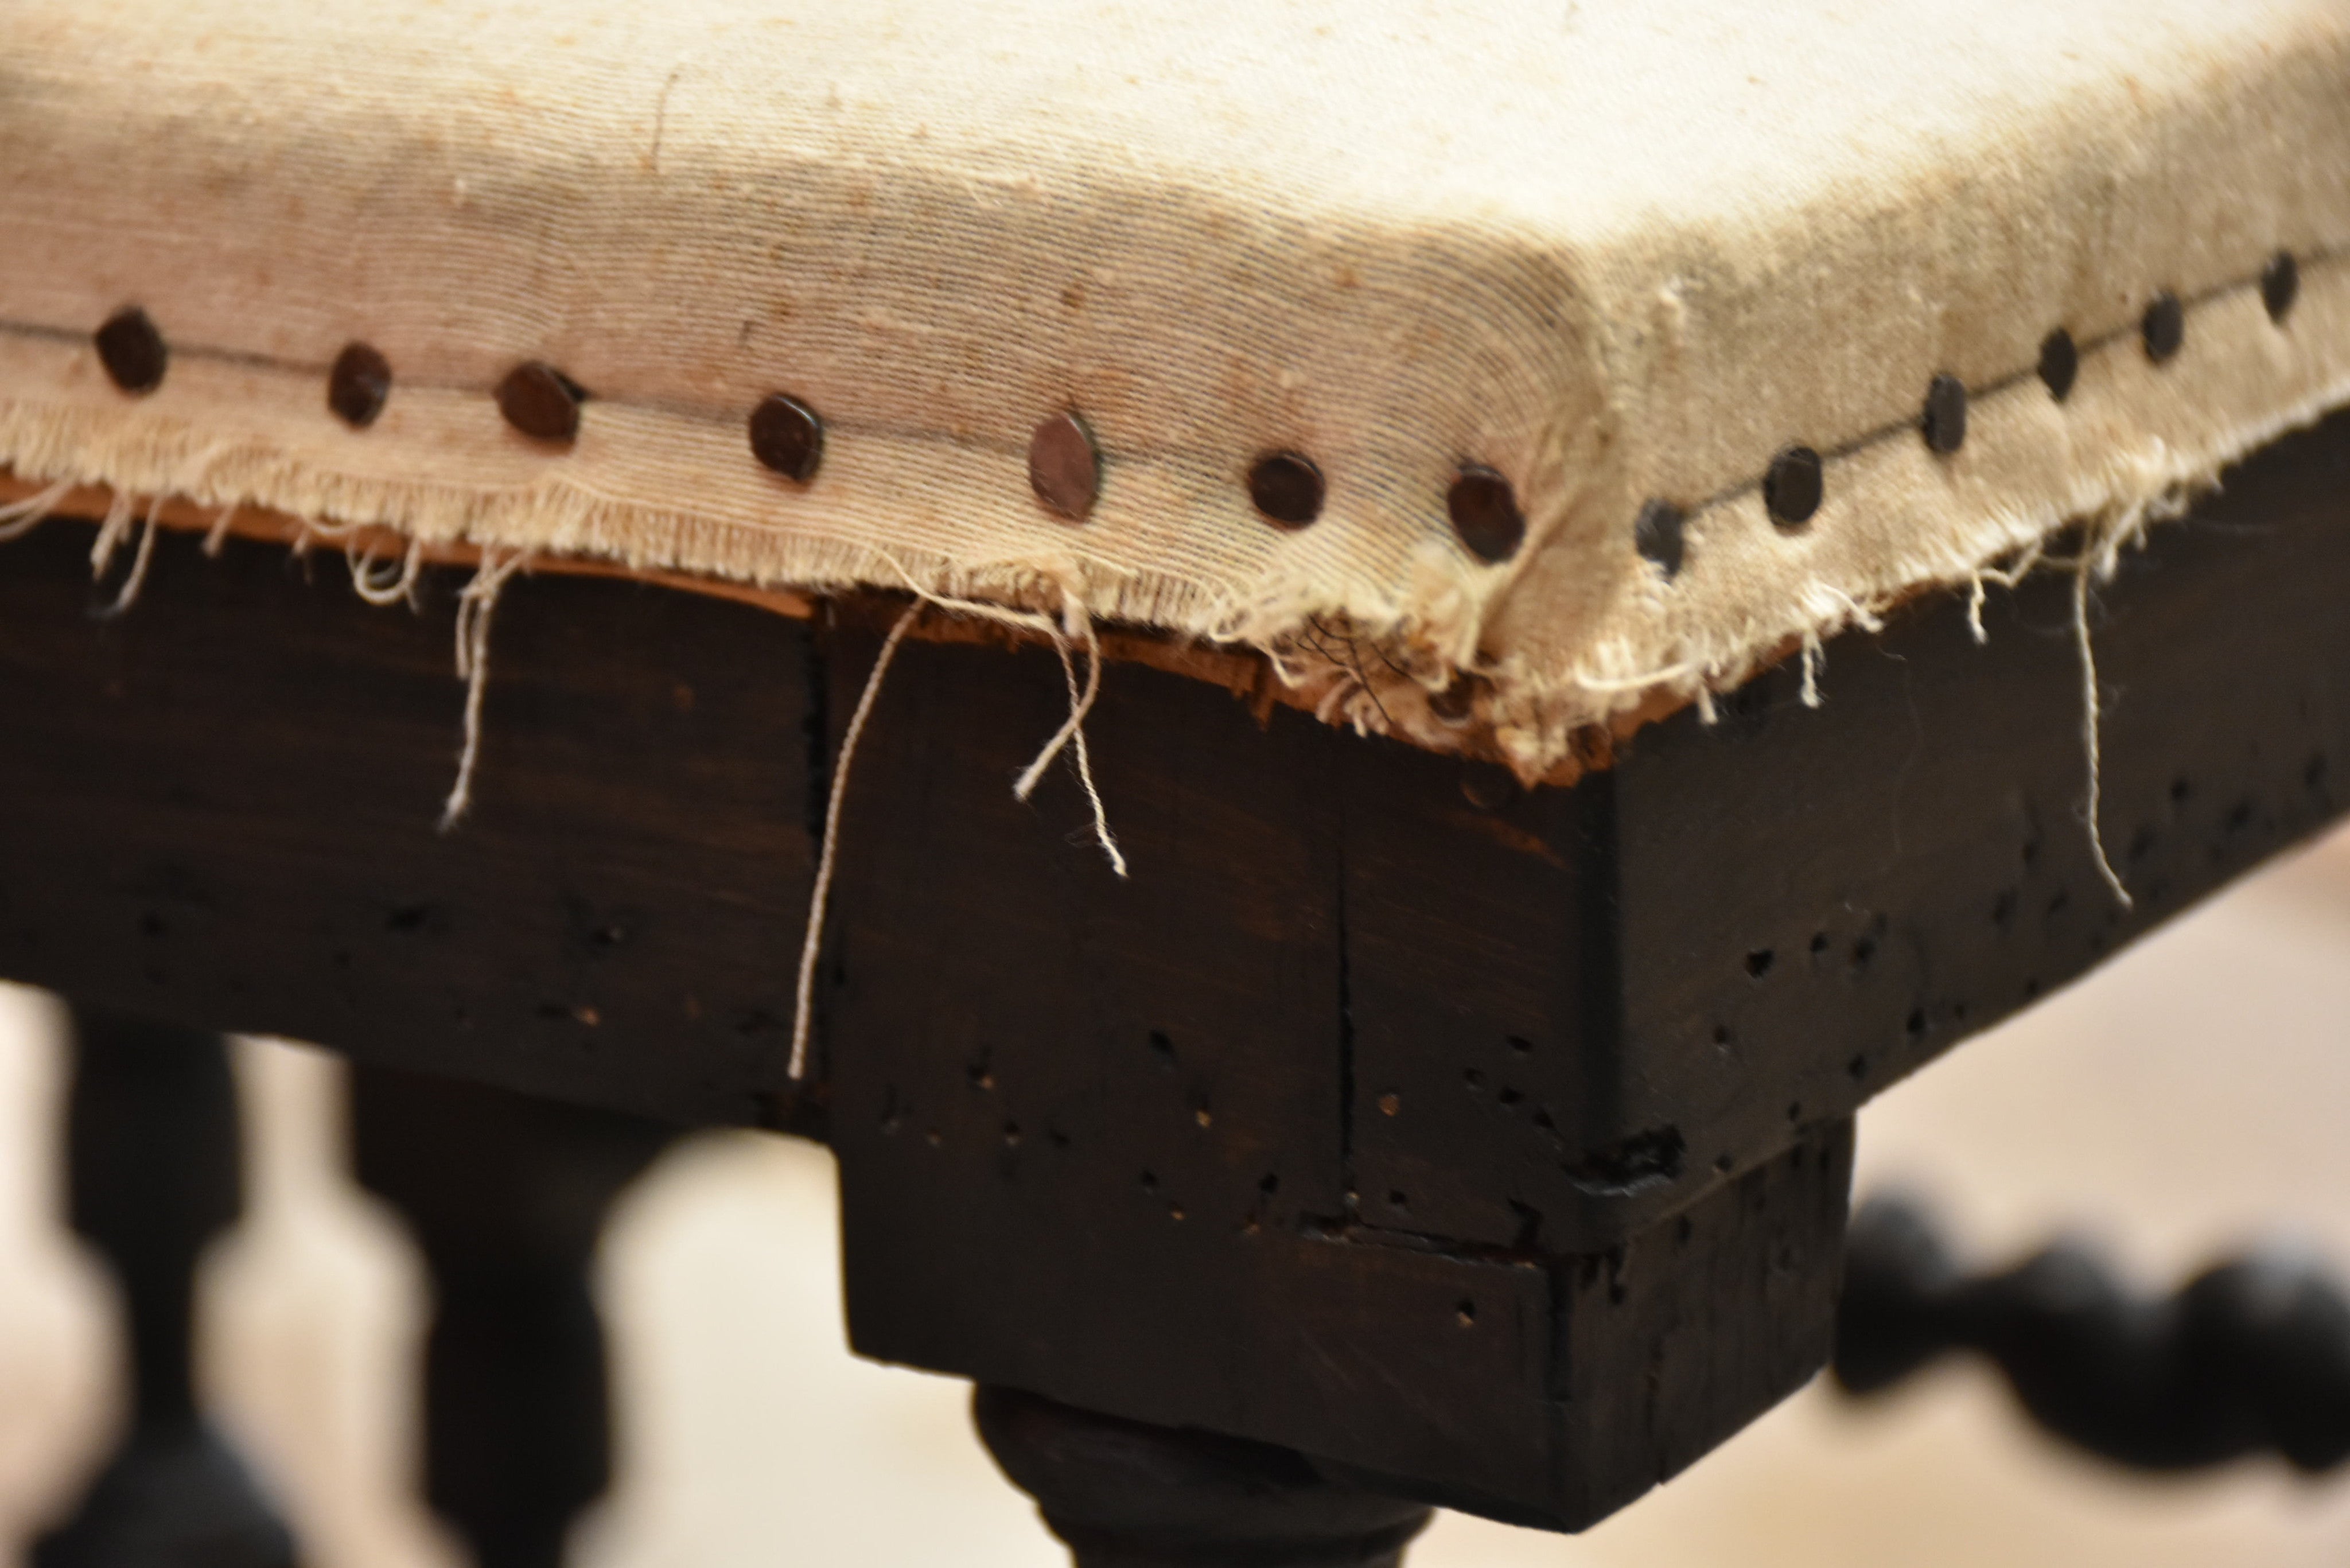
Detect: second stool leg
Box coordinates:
(35, 1004, 297, 1568)
(349, 1067, 674, 1568)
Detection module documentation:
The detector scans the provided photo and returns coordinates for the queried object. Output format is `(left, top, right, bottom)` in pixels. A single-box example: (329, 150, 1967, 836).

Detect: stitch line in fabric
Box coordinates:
(0, 318, 1244, 472)
(9, 245, 2340, 519)
(1683, 242, 2350, 520)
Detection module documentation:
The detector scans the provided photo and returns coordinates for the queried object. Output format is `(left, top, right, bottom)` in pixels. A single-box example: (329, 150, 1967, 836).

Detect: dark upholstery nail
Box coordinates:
(1247, 452, 1325, 528)
(1921, 373, 1967, 455)
(1448, 466, 1524, 563)
(496, 361, 586, 443)
(1635, 499, 1686, 578)
(749, 392, 825, 483)
(95, 307, 166, 396)
(2038, 329, 2079, 403)
(328, 343, 392, 429)
(1764, 446, 1823, 528)
(2263, 252, 2300, 324)
(1029, 411, 1099, 521)
(2142, 293, 2184, 363)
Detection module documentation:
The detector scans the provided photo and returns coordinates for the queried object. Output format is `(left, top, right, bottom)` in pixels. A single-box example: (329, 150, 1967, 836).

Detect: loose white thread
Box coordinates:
(202, 503, 238, 557)
(87, 492, 134, 578)
(2073, 553, 2133, 910)
(95, 496, 164, 617)
(349, 536, 423, 608)
(1798, 633, 1824, 709)
(1012, 602, 1126, 877)
(1966, 540, 2046, 644)
(871, 558, 1127, 876)
(293, 515, 372, 551)
(439, 549, 528, 832)
(789, 602, 922, 1082)
(0, 478, 73, 542)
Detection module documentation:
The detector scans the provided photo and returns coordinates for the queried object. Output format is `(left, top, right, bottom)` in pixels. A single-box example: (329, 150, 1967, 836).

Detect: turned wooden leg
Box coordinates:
(974, 1386, 1434, 1568)
(1838, 1191, 2350, 1472)
(35, 1005, 297, 1568)
(349, 1066, 672, 1568)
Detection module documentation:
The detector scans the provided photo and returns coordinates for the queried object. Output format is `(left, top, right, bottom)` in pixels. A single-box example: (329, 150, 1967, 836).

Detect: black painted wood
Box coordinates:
(1837, 1193, 2350, 1473)
(974, 1385, 1434, 1567)
(813, 613, 1855, 1522)
(34, 1006, 296, 1568)
(0, 408, 2346, 1532)
(349, 1065, 674, 1568)
(0, 531, 823, 1130)
(1351, 411, 2350, 1255)
(844, 1064, 1847, 1530)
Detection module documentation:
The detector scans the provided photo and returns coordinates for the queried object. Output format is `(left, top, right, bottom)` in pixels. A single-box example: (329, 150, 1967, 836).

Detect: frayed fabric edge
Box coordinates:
(6, 366, 2350, 793)
(0, 477, 73, 542)
(5, 347, 2349, 917)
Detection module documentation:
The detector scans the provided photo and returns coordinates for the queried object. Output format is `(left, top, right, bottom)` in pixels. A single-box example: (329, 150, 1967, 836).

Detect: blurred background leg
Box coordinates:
(349, 1068, 672, 1568)
(35, 1003, 297, 1568)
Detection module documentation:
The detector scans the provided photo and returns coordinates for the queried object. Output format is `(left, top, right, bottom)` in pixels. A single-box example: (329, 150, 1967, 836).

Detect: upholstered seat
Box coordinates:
(2, 0, 2347, 779)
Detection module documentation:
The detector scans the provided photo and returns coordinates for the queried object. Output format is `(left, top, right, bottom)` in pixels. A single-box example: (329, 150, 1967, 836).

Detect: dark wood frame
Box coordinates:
(5, 407, 2347, 1531)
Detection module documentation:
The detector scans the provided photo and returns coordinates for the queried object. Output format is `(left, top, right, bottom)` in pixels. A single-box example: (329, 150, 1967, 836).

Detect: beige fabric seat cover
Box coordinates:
(3, 0, 2347, 776)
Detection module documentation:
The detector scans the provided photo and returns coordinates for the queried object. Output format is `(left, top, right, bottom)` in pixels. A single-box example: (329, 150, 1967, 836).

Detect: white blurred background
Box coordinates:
(8, 827, 2350, 1568)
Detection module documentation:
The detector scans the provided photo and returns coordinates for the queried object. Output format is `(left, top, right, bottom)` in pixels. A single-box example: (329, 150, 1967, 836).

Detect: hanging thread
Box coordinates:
(95, 496, 164, 617)
(2072, 554, 2133, 910)
(439, 548, 528, 832)
(348, 535, 424, 608)
(1011, 599, 1126, 877)
(873, 559, 1127, 877)
(789, 601, 922, 1081)
(202, 503, 239, 556)
(0, 478, 73, 542)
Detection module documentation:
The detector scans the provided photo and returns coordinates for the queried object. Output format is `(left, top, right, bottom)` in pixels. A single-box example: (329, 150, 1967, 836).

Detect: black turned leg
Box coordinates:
(36, 1005, 298, 1568)
(974, 1386, 1434, 1568)
(348, 1066, 673, 1568)
(1838, 1192, 2350, 1472)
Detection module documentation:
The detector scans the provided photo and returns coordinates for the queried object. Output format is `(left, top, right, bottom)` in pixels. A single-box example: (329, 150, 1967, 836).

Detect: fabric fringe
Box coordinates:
(0, 477, 72, 542)
(2, 314, 2346, 791)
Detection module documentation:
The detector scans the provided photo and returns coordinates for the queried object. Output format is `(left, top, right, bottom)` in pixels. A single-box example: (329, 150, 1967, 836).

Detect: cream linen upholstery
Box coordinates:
(2, 0, 2347, 775)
